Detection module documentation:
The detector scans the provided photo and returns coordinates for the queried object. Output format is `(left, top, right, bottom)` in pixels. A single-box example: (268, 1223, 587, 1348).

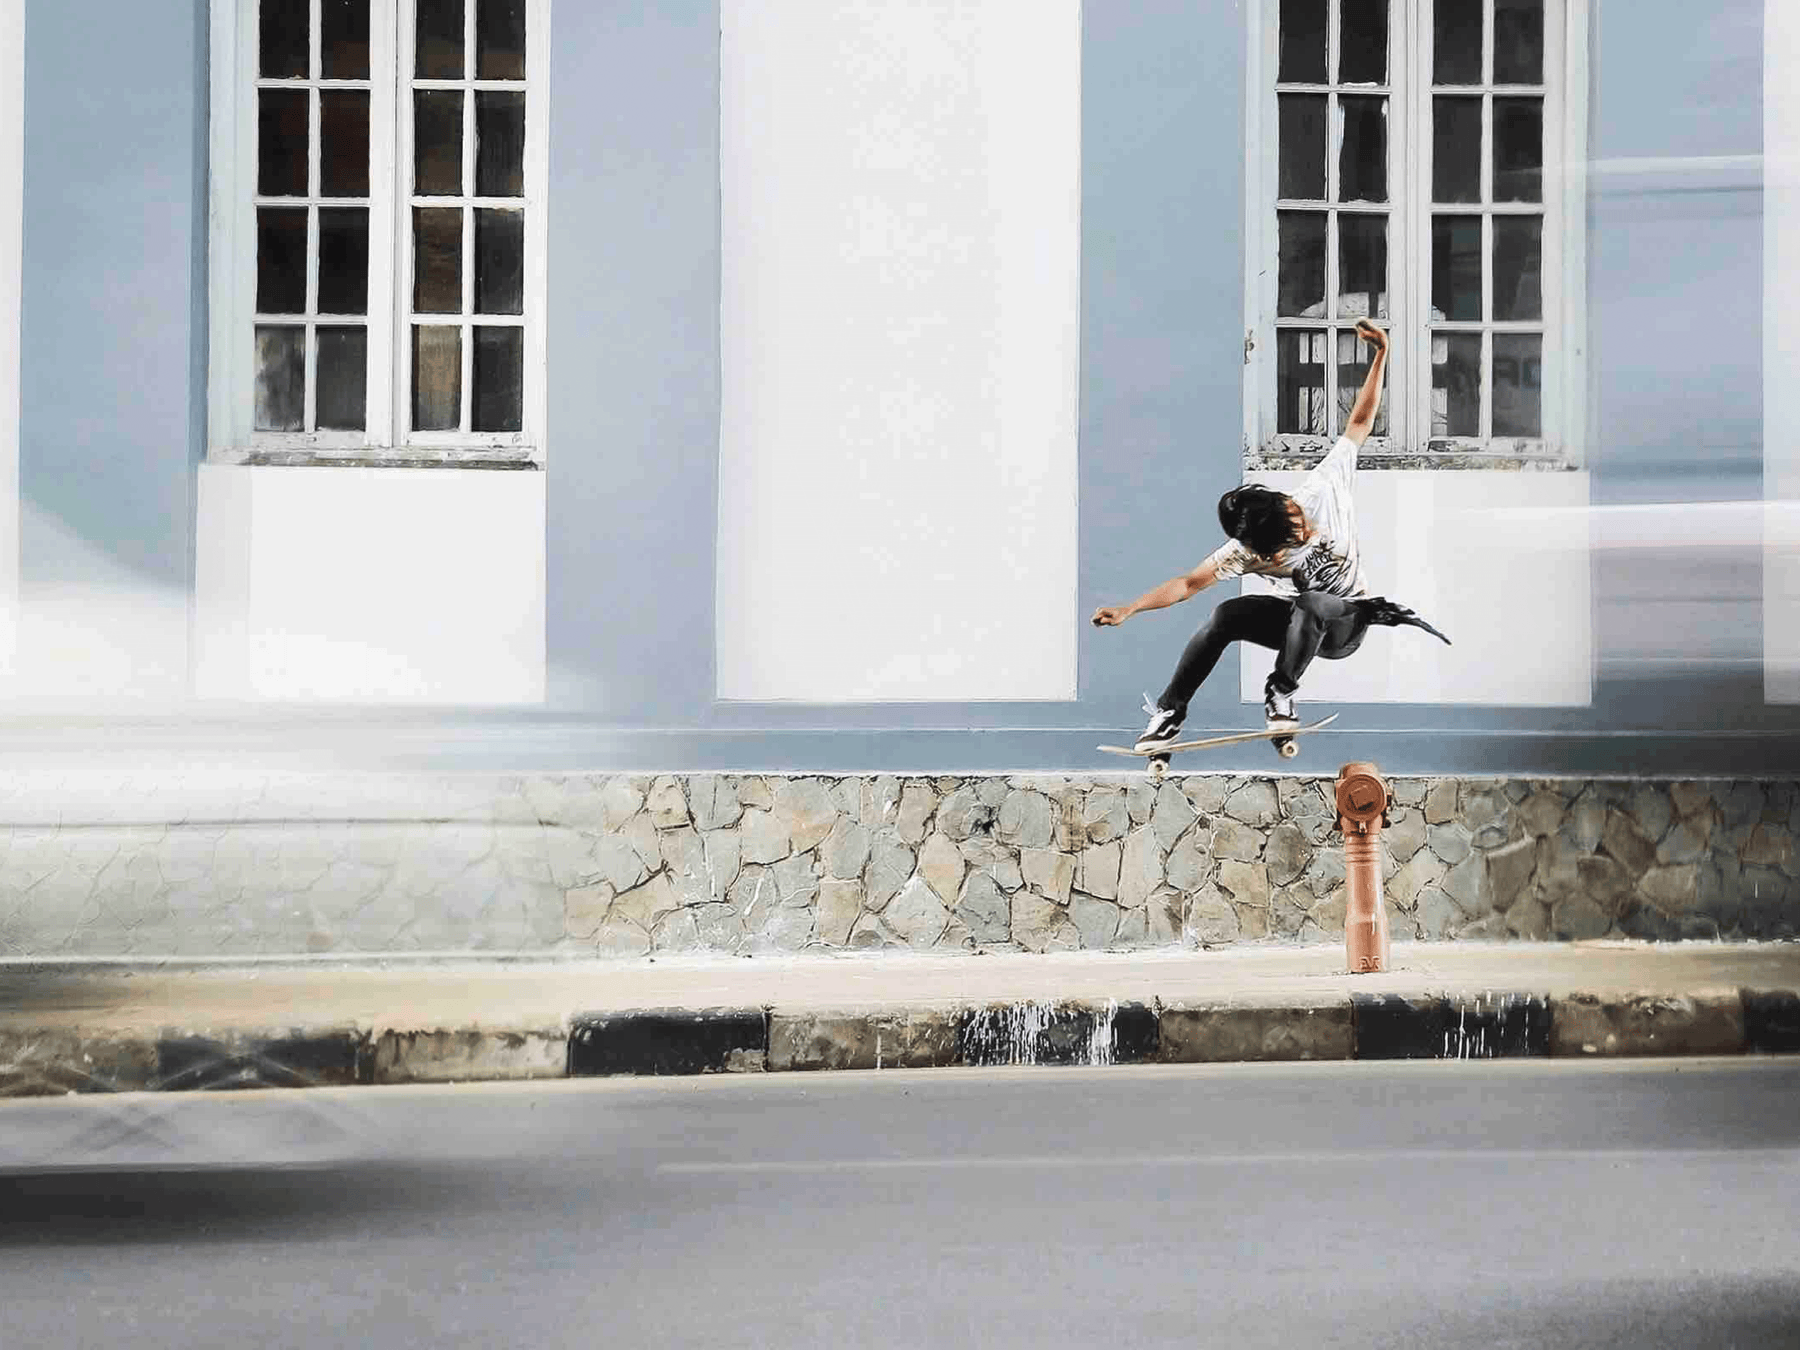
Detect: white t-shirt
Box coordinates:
(1205, 435, 1367, 598)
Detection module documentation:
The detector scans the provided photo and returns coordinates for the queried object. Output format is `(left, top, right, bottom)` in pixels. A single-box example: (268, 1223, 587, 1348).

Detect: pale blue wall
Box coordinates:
(18, 0, 206, 688)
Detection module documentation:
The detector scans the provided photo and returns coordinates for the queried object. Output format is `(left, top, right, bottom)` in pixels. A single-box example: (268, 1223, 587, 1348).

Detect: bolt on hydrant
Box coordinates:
(1335, 762, 1391, 973)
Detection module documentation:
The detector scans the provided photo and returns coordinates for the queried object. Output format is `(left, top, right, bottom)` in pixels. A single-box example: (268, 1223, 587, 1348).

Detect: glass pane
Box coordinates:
(1494, 0, 1545, 84)
(258, 89, 309, 198)
(1432, 97, 1481, 203)
(318, 208, 370, 315)
(1335, 329, 1388, 437)
(1277, 212, 1327, 318)
(1337, 96, 1387, 202)
(1493, 217, 1543, 321)
(1278, 0, 1326, 83)
(320, 91, 370, 198)
(254, 325, 305, 432)
(1493, 333, 1542, 437)
(475, 209, 524, 314)
(416, 0, 465, 79)
(1430, 332, 1481, 438)
(255, 207, 308, 315)
(413, 326, 462, 431)
(316, 326, 368, 431)
(1338, 214, 1387, 318)
(476, 92, 526, 197)
(414, 207, 463, 313)
(1277, 330, 1329, 435)
(414, 90, 464, 196)
(1338, 0, 1387, 85)
(477, 0, 527, 80)
(473, 327, 524, 432)
(1279, 95, 1327, 200)
(259, 0, 309, 79)
(1431, 215, 1482, 321)
(321, 0, 371, 80)
(1494, 97, 1544, 202)
(1433, 0, 1482, 85)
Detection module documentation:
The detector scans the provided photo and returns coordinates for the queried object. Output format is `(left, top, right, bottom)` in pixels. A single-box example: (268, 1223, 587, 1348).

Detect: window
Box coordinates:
(1243, 0, 1586, 467)
(209, 0, 547, 466)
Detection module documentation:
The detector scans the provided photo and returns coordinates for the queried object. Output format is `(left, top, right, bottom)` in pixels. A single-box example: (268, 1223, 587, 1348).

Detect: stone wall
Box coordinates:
(0, 772, 1794, 959)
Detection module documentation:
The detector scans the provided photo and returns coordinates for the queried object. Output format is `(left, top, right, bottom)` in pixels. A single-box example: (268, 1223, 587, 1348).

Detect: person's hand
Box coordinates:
(1353, 318, 1388, 353)
(1091, 606, 1128, 627)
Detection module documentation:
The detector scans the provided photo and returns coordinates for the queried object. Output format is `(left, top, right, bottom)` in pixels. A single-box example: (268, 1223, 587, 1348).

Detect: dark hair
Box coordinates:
(1217, 486, 1301, 558)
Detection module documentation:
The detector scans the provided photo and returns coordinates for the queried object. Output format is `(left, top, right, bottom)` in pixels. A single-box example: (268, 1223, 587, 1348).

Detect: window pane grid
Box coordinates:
(1272, 0, 1391, 443)
(251, 0, 374, 436)
(404, 0, 529, 441)
(1423, 0, 1546, 451)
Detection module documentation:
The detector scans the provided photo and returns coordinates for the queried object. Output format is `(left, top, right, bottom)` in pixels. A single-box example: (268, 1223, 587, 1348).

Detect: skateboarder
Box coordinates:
(1091, 317, 1449, 752)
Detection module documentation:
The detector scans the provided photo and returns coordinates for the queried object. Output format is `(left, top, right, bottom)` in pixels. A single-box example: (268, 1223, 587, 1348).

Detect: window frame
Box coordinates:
(1241, 0, 1588, 469)
(208, 0, 550, 468)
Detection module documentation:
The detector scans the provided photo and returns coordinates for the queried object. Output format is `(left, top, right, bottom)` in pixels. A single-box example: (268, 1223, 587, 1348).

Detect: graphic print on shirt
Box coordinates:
(1204, 434, 1368, 599)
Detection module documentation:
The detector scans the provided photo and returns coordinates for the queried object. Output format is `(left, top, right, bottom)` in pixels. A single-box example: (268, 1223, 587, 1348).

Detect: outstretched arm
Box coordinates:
(1091, 555, 1224, 627)
(1342, 318, 1389, 447)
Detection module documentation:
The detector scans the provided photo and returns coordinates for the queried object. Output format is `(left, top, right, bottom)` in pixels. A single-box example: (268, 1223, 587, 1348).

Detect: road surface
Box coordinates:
(2, 1060, 1796, 1348)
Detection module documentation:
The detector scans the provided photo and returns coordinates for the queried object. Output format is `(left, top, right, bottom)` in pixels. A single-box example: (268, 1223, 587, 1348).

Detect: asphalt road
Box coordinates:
(2, 1060, 1797, 1349)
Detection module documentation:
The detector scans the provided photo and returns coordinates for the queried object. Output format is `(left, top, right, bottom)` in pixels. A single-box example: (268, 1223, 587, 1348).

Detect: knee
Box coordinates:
(1293, 589, 1334, 618)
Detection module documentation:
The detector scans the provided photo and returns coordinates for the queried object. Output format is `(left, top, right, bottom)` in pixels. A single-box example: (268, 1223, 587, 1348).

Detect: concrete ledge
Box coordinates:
(1353, 993, 1551, 1060)
(373, 1028, 568, 1084)
(958, 1001, 1159, 1067)
(0, 946, 1796, 1093)
(1549, 990, 1746, 1058)
(1160, 1001, 1354, 1062)
(569, 1007, 770, 1077)
(769, 1009, 960, 1071)
(1741, 989, 1800, 1055)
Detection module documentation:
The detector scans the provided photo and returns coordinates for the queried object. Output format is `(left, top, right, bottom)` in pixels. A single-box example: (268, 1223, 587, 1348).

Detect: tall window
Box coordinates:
(1244, 0, 1585, 467)
(210, 0, 547, 466)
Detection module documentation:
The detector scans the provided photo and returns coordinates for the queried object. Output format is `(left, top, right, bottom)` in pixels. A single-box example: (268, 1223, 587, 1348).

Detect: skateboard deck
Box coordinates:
(1099, 713, 1339, 777)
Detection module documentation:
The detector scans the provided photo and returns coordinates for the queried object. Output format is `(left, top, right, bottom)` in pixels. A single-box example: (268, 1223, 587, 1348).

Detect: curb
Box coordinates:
(3, 985, 1798, 1096)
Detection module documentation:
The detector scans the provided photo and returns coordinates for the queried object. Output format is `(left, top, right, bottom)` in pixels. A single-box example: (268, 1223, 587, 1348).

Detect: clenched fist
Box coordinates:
(1353, 317, 1388, 353)
(1091, 606, 1128, 627)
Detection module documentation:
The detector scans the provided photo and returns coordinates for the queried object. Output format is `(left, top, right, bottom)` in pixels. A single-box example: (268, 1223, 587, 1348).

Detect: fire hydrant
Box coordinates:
(1335, 762, 1391, 973)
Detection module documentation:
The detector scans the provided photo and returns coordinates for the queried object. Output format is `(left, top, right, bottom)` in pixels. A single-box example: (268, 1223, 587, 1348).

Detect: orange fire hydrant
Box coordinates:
(1335, 762, 1391, 973)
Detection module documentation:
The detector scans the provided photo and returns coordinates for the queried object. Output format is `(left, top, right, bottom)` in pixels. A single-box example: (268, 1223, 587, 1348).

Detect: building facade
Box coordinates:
(0, 0, 1792, 778)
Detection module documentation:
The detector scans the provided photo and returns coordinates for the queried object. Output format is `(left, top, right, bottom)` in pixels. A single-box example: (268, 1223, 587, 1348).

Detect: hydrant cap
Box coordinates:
(1335, 761, 1390, 823)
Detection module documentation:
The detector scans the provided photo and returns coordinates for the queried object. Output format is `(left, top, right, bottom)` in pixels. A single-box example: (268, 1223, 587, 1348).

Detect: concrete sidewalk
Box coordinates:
(1, 942, 1796, 1094)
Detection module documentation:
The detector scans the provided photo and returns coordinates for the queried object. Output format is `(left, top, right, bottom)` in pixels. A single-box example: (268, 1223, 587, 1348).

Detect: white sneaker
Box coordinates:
(1134, 694, 1185, 751)
(1264, 683, 1298, 730)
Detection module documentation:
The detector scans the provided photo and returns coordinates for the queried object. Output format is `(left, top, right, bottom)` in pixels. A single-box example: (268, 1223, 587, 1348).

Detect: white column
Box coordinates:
(1766, 0, 1800, 702)
(0, 0, 23, 686)
(716, 0, 1080, 702)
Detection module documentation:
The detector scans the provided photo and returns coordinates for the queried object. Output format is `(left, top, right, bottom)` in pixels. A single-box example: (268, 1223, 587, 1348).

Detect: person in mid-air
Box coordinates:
(1091, 317, 1449, 751)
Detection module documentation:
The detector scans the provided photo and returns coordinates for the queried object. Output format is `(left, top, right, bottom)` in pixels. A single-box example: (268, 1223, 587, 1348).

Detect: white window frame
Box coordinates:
(208, 0, 549, 467)
(1242, 0, 1587, 467)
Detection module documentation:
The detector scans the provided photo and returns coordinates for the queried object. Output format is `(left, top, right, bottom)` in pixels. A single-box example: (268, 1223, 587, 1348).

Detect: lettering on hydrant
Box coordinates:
(1335, 762, 1391, 974)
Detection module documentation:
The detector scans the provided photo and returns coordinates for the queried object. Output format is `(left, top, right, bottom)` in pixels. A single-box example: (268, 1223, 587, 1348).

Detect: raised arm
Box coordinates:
(1342, 318, 1389, 448)
(1091, 555, 1224, 627)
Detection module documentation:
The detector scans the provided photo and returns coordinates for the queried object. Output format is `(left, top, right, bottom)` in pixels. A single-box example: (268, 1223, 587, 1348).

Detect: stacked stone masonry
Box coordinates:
(0, 773, 1795, 958)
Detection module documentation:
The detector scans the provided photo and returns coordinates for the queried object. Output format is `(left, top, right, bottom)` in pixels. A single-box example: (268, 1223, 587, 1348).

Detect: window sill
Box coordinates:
(213, 449, 542, 471)
(1245, 451, 1579, 473)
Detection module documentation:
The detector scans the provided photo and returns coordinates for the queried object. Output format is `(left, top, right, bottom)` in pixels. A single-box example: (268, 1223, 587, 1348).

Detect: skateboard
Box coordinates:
(1098, 713, 1339, 779)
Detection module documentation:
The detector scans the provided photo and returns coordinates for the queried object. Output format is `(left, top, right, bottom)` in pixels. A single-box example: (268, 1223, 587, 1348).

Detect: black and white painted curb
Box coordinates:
(2, 986, 1797, 1095)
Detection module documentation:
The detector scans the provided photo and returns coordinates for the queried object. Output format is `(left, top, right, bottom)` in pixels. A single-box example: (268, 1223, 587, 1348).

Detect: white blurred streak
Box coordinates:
(0, 0, 21, 689)
(1768, 0, 1800, 701)
(1452, 501, 1800, 552)
(7, 502, 191, 701)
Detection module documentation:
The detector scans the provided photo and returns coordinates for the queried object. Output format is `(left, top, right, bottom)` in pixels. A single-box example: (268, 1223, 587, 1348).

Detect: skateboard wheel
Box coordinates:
(1148, 756, 1169, 781)
(1277, 739, 1298, 760)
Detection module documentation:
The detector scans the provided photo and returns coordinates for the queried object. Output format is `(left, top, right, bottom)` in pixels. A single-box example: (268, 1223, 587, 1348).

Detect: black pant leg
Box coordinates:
(1270, 592, 1370, 694)
(1157, 596, 1294, 717)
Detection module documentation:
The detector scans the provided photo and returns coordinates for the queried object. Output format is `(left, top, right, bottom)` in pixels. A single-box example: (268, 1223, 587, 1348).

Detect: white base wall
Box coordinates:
(196, 465, 545, 703)
(1240, 471, 1593, 706)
